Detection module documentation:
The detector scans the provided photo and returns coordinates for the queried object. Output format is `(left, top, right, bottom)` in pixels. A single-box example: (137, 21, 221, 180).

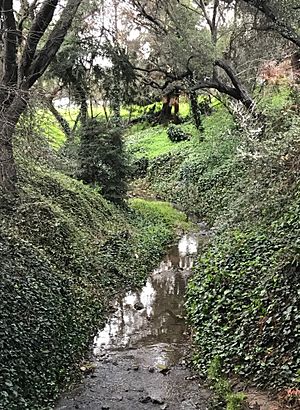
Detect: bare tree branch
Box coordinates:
(130, 0, 167, 34)
(25, 0, 83, 88)
(242, 0, 300, 47)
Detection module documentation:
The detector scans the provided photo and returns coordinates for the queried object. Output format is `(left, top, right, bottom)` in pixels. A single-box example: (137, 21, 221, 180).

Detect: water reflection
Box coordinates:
(93, 234, 199, 355)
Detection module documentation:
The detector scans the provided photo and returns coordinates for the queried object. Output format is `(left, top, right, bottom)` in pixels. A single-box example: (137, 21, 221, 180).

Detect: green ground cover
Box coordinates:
(4, 86, 299, 409)
(0, 132, 185, 409)
(128, 87, 300, 392)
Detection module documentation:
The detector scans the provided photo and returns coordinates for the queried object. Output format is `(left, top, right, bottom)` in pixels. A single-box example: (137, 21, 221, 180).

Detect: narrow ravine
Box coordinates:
(57, 233, 212, 410)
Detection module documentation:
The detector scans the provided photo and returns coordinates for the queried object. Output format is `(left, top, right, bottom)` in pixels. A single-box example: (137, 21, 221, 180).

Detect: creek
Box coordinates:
(57, 232, 211, 410)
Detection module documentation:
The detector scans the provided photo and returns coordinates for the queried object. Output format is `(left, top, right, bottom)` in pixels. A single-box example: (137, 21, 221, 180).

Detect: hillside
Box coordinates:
(1, 1, 300, 409)
(0, 131, 187, 409)
(1, 88, 299, 409)
(127, 90, 300, 403)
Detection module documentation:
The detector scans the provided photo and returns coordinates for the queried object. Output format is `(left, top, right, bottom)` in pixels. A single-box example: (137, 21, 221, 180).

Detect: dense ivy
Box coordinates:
(187, 202, 300, 388)
(130, 156, 149, 179)
(0, 167, 179, 409)
(0, 234, 106, 409)
(141, 103, 300, 390)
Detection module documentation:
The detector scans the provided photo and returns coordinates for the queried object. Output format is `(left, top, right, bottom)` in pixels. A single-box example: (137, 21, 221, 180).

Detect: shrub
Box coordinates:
(78, 119, 128, 204)
(130, 156, 149, 179)
(167, 125, 189, 142)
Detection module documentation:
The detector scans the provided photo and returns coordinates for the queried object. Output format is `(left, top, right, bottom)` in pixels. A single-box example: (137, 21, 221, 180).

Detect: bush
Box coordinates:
(167, 125, 189, 142)
(130, 156, 149, 179)
(78, 119, 128, 204)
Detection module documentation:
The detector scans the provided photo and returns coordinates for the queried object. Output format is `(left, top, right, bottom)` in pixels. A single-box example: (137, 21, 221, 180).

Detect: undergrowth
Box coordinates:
(208, 357, 246, 410)
(0, 156, 183, 409)
(128, 89, 300, 392)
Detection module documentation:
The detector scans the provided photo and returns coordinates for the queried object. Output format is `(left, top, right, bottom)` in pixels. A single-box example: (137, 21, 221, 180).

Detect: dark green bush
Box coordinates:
(78, 119, 128, 204)
(167, 125, 189, 142)
(130, 156, 149, 179)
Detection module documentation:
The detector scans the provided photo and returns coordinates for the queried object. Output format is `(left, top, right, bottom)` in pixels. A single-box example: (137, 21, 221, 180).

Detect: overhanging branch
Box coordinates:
(25, 0, 83, 88)
(242, 0, 300, 48)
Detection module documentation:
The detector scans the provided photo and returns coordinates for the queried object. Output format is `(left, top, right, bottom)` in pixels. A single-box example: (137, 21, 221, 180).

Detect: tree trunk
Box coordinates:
(215, 60, 256, 111)
(103, 102, 109, 123)
(0, 95, 28, 191)
(158, 96, 172, 124)
(78, 88, 88, 126)
(0, 0, 83, 191)
(47, 99, 73, 141)
(0, 135, 17, 191)
(110, 77, 121, 126)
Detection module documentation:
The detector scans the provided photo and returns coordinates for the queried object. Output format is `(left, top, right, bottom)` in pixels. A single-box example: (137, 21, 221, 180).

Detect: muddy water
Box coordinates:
(57, 234, 211, 410)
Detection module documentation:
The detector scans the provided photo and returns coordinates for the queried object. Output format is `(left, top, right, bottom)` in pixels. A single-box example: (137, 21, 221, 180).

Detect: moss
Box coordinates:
(130, 198, 191, 230)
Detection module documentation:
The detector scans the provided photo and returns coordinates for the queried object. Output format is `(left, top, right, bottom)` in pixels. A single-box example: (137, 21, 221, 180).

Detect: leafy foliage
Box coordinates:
(167, 125, 189, 142)
(208, 357, 246, 410)
(131, 92, 300, 390)
(130, 156, 149, 179)
(0, 160, 181, 409)
(78, 119, 128, 204)
(187, 214, 300, 389)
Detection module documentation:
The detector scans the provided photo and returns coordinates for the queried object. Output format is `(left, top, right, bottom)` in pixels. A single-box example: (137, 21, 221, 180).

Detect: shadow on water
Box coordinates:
(93, 234, 200, 363)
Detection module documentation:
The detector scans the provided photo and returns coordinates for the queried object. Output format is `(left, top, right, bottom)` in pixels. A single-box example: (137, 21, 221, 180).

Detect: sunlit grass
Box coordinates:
(125, 123, 201, 159)
(125, 104, 232, 160)
(38, 99, 230, 155)
(129, 197, 191, 230)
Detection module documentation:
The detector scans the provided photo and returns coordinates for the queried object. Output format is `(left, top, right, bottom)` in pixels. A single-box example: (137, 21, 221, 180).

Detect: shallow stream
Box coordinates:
(57, 233, 211, 410)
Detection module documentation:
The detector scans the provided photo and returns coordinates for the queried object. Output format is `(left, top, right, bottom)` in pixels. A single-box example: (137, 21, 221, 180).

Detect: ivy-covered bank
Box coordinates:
(0, 165, 186, 410)
(128, 93, 300, 394)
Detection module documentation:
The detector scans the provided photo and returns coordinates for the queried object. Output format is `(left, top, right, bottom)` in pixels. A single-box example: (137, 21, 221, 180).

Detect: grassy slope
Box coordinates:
(127, 106, 236, 219)
(42, 102, 166, 150)
(128, 89, 300, 394)
(43, 98, 192, 151)
(0, 139, 187, 409)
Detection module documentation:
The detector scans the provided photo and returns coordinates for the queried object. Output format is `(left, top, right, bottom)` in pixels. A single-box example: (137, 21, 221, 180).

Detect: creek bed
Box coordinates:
(57, 233, 211, 410)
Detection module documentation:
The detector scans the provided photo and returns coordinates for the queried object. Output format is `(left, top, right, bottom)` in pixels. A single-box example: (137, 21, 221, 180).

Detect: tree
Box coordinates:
(99, 41, 137, 125)
(128, 0, 258, 116)
(47, 0, 103, 139)
(241, 0, 300, 48)
(78, 119, 128, 204)
(0, 0, 83, 191)
(49, 33, 99, 136)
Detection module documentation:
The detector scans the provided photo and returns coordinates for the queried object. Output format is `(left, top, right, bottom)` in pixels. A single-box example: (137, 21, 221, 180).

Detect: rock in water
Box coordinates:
(134, 301, 144, 310)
